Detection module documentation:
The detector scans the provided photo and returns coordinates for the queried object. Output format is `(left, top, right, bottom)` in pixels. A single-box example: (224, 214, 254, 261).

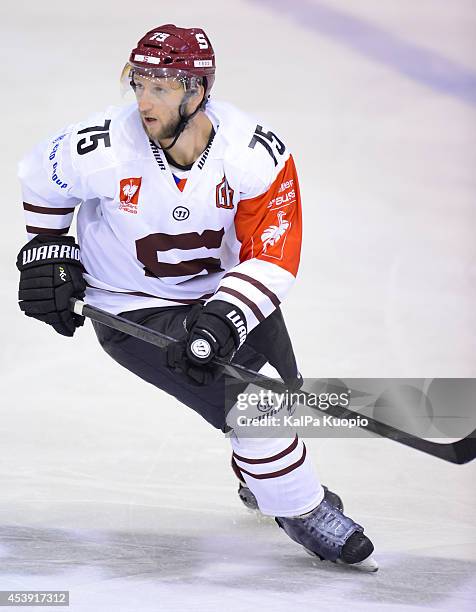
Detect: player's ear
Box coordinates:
(190, 82, 204, 97)
(189, 83, 206, 112)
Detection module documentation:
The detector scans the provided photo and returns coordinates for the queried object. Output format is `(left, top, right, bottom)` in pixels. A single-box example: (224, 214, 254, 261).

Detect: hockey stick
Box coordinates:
(71, 298, 476, 465)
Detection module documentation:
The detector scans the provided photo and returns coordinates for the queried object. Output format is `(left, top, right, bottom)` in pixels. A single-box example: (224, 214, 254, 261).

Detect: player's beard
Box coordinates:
(144, 112, 182, 144)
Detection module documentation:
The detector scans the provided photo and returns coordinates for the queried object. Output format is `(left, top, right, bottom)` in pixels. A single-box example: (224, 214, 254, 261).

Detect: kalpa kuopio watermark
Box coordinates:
(234, 388, 369, 429)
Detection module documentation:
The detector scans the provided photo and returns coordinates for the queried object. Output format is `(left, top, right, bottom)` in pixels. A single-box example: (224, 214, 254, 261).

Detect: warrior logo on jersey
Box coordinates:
(119, 177, 142, 214)
(261, 210, 290, 255)
(216, 176, 234, 210)
(173, 206, 190, 221)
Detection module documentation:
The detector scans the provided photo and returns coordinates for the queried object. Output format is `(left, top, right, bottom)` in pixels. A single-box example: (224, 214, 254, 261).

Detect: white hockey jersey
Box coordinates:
(18, 100, 302, 333)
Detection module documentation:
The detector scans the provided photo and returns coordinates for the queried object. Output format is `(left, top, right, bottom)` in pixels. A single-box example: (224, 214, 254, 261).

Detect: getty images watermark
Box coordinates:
(232, 387, 368, 430)
(224, 378, 476, 438)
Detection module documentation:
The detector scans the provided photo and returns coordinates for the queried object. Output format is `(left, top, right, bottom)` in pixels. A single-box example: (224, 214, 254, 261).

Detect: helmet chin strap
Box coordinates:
(157, 89, 205, 152)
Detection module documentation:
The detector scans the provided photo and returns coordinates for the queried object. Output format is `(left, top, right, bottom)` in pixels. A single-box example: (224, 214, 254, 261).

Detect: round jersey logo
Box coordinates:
(173, 206, 190, 221)
(190, 339, 211, 360)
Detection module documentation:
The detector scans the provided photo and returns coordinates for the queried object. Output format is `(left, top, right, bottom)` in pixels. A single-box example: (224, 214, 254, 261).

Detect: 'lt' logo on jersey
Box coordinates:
(119, 177, 142, 214)
(216, 176, 234, 210)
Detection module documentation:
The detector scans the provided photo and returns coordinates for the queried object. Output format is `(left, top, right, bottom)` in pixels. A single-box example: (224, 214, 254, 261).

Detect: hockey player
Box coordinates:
(16, 25, 377, 571)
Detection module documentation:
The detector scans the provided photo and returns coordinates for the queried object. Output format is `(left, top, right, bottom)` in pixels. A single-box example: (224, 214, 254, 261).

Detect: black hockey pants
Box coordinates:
(93, 305, 299, 432)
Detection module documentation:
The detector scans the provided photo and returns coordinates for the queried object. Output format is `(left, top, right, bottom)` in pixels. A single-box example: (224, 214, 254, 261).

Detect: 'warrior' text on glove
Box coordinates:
(16, 234, 86, 337)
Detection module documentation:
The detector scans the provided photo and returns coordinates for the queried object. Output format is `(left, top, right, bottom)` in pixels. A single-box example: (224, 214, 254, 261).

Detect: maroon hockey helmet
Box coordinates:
(126, 24, 216, 105)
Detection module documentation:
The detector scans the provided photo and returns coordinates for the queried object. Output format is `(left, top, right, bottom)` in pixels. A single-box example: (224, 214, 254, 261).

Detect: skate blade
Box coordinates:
(304, 548, 379, 572)
(336, 555, 379, 572)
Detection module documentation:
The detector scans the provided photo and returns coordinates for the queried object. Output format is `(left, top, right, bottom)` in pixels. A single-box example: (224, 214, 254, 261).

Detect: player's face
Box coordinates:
(133, 74, 186, 141)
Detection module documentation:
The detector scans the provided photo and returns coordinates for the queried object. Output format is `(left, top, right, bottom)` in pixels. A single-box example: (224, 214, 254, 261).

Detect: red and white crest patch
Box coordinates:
(260, 210, 291, 260)
(119, 177, 142, 213)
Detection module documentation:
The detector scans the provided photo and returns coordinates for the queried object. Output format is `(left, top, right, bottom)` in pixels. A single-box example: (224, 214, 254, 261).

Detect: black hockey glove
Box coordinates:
(16, 234, 86, 337)
(167, 300, 248, 386)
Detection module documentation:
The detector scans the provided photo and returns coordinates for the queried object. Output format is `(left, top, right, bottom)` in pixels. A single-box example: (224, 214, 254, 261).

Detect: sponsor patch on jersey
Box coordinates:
(267, 180, 295, 210)
(119, 177, 142, 214)
(216, 176, 234, 210)
(48, 135, 68, 190)
(266, 189, 296, 211)
(172, 206, 190, 221)
(260, 210, 291, 259)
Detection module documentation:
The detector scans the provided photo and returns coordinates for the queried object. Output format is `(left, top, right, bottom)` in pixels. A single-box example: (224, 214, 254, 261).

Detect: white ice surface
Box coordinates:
(2, 1, 476, 610)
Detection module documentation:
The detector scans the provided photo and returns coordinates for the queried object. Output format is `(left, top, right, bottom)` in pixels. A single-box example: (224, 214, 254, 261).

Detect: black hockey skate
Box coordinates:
(275, 498, 378, 572)
(238, 482, 344, 513)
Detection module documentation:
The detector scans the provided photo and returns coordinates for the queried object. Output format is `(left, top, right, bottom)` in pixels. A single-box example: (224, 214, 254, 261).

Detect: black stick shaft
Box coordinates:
(71, 299, 475, 465)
